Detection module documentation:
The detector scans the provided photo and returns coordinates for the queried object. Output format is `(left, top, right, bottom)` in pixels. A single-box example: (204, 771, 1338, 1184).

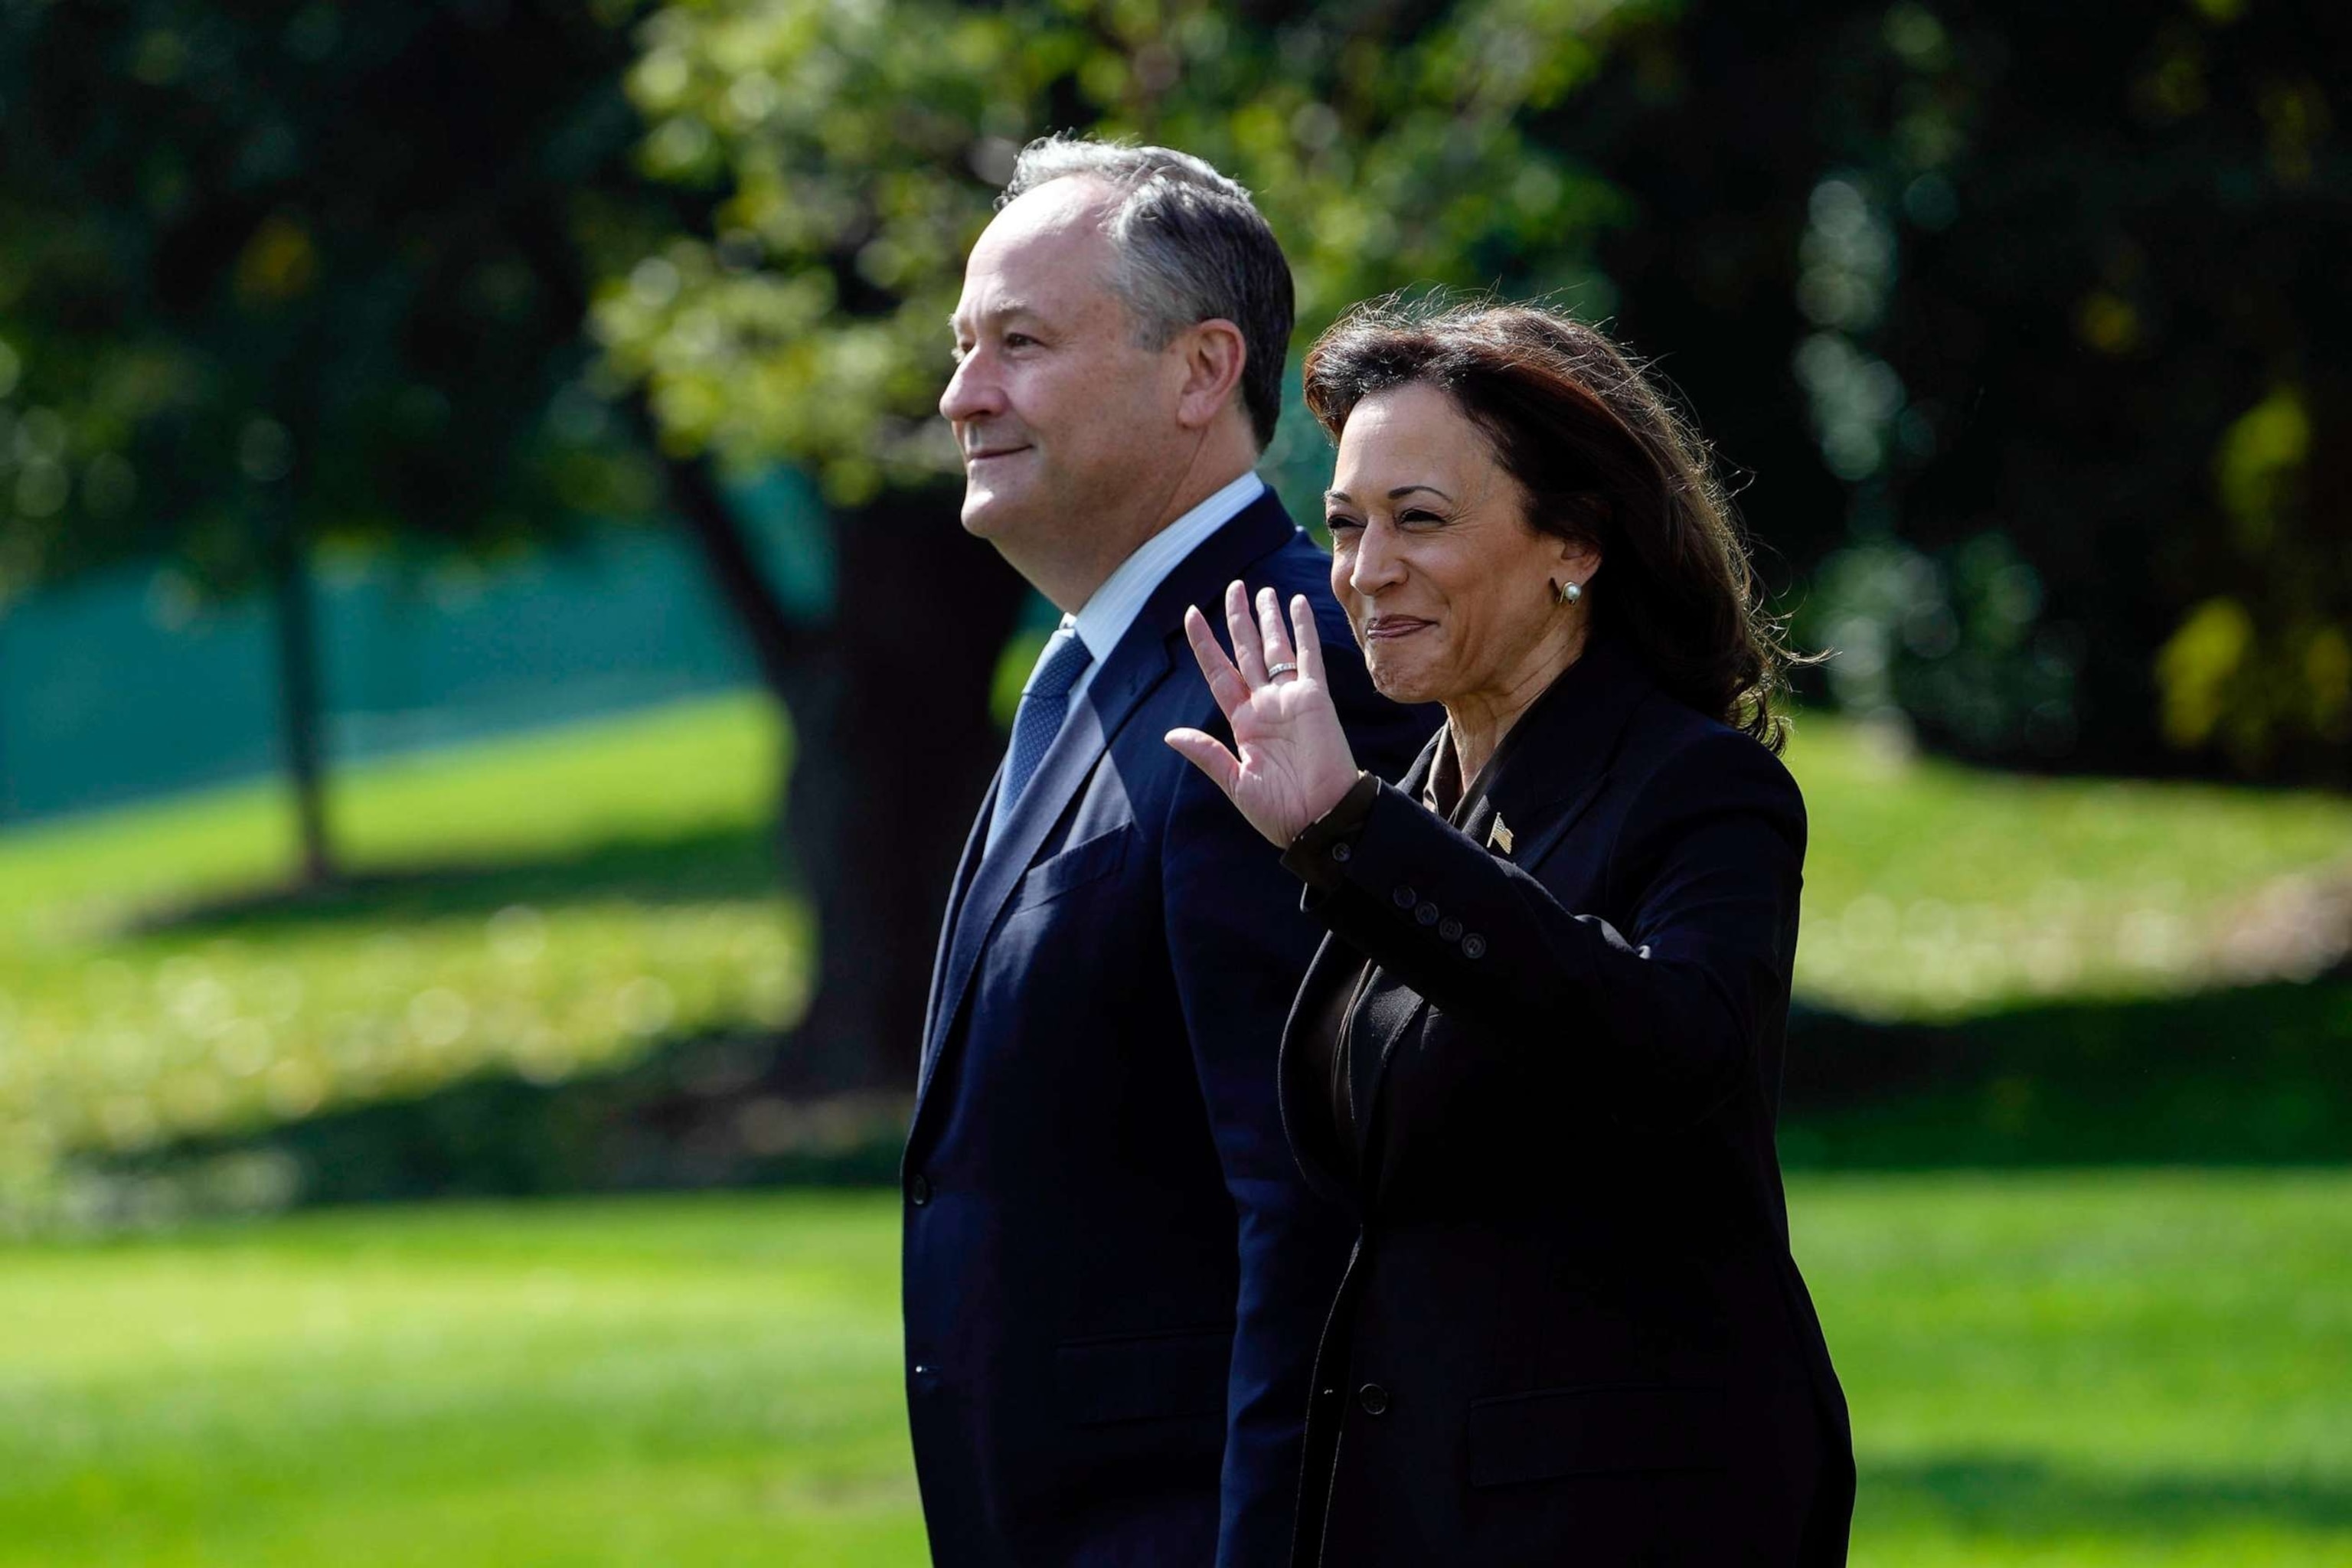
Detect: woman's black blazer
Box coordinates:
(1278, 635, 1854, 1566)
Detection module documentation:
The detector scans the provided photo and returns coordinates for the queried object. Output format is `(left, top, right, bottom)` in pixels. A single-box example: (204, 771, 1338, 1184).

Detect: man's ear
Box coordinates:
(1173, 318, 1249, 431)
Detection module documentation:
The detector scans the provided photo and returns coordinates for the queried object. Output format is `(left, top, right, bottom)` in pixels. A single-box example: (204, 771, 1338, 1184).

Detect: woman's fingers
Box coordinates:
(1255, 586, 1295, 673)
(1182, 606, 1251, 723)
(1223, 580, 1270, 687)
(1289, 594, 1329, 687)
(1163, 727, 1241, 796)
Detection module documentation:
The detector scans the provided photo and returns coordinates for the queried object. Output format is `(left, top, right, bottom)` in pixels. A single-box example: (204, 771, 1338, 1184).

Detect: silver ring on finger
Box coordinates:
(1266, 662, 1299, 681)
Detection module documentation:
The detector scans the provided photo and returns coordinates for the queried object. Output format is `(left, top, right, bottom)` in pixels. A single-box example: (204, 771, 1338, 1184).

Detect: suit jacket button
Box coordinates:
(908, 1174, 933, 1206)
(1392, 885, 1417, 909)
(1462, 933, 1487, 959)
(1439, 916, 1462, 942)
(1414, 900, 1439, 926)
(1330, 841, 1352, 863)
(1357, 1383, 1390, 1416)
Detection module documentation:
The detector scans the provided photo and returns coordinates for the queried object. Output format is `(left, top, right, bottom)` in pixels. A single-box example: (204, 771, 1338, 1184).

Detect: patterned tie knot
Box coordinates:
(1027, 624, 1093, 700)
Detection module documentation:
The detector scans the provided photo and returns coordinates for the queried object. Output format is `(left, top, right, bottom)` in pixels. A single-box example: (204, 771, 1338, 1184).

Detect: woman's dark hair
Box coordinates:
(1302, 298, 1798, 752)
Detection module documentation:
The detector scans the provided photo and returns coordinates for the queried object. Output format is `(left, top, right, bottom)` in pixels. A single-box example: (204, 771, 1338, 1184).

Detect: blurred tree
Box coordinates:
(1737, 0, 2347, 781)
(600, 0, 1651, 1088)
(1520, 0, 2348, 786)
(0, 0, 679, 880)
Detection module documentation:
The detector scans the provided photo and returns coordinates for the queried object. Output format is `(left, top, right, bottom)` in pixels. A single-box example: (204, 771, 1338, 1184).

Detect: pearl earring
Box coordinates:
(1555, 579, 1583, 606)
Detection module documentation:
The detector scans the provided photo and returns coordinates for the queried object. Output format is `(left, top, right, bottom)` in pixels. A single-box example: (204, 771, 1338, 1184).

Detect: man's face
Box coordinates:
(942, 180, 1179, 558)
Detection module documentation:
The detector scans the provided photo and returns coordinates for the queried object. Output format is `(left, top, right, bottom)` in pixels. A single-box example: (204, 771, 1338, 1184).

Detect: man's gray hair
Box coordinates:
(1001, 135, 1293, 451)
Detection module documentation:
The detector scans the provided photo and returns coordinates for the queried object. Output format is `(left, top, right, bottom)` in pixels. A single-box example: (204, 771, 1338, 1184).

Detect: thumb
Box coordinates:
(1164, 728, 1242, 797)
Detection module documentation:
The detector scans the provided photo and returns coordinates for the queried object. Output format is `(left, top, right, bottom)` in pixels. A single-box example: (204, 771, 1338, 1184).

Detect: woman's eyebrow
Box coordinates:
(1325, 483, 1455, 505)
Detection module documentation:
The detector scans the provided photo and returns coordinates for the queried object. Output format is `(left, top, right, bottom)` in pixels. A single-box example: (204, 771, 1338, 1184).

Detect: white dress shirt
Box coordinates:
(1064, 469, 1266, 707)
(985, 470, 1269, 851)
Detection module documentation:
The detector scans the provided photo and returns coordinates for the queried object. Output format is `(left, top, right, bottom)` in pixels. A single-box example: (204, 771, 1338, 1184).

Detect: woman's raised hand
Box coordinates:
(1165, 581, 1363, 848)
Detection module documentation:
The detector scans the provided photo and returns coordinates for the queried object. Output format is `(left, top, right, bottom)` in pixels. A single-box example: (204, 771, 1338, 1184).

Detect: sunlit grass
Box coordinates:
(1804, 1169, 2352, 1565)
(0, 695, 807, 1218)
(0, 1174, 2344, 1565)
(0, 693, 791, 930)
(1784, 715, 2352, 1018)
(3, 694, 2349, 1218)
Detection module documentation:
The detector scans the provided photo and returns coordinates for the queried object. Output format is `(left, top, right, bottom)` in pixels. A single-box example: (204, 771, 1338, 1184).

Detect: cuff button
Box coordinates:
(1462, 933, 1487, 959)
(1439, 916, 1462, 942)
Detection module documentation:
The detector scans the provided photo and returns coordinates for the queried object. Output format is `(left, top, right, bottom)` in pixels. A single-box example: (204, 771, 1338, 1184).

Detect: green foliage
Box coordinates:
(1, 1178, 2347, 1563)
(1779, 0, 2351, 781)
(0, 0, 668, 600)
(0, 696, 808, 1226)
(596, 0, 1644, 501)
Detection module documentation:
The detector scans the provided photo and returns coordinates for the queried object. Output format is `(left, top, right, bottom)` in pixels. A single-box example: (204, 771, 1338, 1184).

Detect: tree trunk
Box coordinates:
(652, 438, 1027, 1091)
(786, 486, 1027, 1091)
(270, 511, 334, 888)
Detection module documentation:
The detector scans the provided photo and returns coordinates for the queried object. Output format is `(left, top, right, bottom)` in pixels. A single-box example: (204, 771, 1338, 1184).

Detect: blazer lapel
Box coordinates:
(1458, 635, 1653, 876)
(1351, 639, 1656, 1187)
(916, 492, 1303, 1114)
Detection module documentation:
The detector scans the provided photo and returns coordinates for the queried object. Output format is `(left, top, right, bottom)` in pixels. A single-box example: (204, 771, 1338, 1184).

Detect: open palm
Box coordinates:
(1166, 580, 1363, 847)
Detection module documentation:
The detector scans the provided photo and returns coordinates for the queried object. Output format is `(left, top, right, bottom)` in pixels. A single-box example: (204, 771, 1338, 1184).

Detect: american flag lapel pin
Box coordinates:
(1488, 816, 1514, 855)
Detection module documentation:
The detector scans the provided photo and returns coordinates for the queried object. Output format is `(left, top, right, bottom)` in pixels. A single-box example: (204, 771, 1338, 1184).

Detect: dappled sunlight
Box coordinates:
(1785, 714, 2352, 1018)
(0, 697, 808, 1228)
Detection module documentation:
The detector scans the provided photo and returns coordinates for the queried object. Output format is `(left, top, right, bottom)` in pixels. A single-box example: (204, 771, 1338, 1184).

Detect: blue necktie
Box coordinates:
(988, 621, 1094, 848)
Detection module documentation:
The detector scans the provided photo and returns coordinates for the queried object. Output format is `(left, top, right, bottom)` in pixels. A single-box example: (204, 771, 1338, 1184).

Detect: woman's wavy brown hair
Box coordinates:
(1302, 298, 1797, 752)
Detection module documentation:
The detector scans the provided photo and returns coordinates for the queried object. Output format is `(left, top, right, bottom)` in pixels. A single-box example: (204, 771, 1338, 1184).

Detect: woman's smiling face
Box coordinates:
(1325, 381, 1595, 711)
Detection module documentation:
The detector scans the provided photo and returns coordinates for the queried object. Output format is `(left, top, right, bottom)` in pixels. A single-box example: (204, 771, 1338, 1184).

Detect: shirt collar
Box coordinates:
(1070, 470, 1266, 664)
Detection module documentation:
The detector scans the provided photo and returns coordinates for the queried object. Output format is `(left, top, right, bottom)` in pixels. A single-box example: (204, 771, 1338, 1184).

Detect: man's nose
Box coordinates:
(940, 350, 1001, 426)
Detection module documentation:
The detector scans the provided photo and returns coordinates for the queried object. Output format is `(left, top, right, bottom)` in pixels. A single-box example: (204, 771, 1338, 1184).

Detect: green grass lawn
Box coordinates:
(0, 696, 809, 1219)
(5, 690, 2350, 1217)
(1786, 717, 2352, 1018)
(2, 1174, 2345, 1566)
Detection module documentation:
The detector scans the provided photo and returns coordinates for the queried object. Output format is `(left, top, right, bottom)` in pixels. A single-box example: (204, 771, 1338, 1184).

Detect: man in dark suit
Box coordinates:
(903, 136, 1433, 1567)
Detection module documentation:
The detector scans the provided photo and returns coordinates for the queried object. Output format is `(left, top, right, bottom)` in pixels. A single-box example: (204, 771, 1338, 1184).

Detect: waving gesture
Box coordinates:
(1166, 581, 1364, 848)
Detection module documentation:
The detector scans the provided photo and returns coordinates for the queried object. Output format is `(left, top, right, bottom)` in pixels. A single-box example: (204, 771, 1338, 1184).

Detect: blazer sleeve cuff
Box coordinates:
(1279, 770, 1382, 892)
(1294, 776, 1583, 1013)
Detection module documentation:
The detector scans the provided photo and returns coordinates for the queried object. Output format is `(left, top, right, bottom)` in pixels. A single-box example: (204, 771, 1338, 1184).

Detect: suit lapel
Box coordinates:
(920, 769, 999, 1070)
(915, 492, 1303, 1115)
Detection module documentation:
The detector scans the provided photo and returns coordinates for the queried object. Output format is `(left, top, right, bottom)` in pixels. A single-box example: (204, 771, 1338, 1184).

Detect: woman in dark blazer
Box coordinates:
(1166, 301, 1853, 1565)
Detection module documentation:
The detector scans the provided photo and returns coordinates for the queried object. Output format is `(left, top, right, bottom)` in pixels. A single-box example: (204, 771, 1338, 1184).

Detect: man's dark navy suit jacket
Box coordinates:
(903, 489, 1435, 1568)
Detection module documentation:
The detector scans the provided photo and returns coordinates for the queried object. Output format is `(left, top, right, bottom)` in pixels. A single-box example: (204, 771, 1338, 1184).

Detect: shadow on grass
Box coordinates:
(73, 978, 2352, 1223)
(82, 1031, 906, 1223)
(1865, 1454, 2352, 1538)
(119, 825, 786, 936)
(1781, 979, 2352, 1168)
